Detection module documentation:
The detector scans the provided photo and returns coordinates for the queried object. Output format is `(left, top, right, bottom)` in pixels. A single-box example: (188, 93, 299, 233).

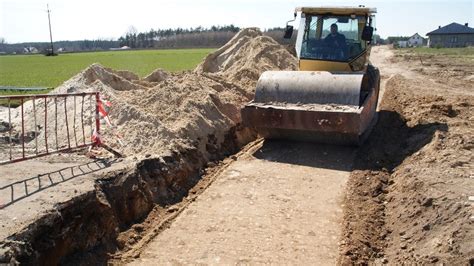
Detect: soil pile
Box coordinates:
(4, 28, 297, 159)
(340, 52, 473, 264)
(195, 27, 297, 91)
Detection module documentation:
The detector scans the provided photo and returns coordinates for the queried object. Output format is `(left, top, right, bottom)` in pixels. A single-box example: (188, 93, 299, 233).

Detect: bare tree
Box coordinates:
(125, 26, 138, 48)
(127, 26, 138, 36)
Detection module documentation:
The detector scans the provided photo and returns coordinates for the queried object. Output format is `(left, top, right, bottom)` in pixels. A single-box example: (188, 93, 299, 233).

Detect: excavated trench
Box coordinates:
(1, 125, 256, 265)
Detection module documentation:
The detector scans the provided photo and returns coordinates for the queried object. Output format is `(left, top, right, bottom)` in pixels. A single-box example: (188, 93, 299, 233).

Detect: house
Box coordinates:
(427, 23, 474, 48)
(397, 40, 408, 48)
(109, 46, 131, 51)
(23, 46, 38, 54)
(408, 33, 424, 47)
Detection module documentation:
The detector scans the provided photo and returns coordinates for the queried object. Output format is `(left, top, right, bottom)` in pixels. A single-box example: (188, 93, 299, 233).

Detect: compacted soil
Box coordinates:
(126, 140, 355, 264)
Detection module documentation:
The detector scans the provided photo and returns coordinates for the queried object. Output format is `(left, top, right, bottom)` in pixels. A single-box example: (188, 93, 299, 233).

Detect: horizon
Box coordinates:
(1, 0, 473, 44)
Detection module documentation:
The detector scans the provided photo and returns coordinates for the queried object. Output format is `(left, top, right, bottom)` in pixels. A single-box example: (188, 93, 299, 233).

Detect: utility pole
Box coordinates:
(47, 4, 55, 56)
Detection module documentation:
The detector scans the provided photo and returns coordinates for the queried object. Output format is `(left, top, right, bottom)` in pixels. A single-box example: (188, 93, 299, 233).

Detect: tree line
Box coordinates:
(0, 25, 296, 55)
(0, 39, 119, 54)
(117, 25, 241, 49)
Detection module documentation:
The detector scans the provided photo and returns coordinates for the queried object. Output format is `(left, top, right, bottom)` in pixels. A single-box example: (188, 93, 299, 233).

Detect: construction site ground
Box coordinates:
(127, 140, 355, 265)
(117, 46, 474, 265)
(0, 37, 473, 265)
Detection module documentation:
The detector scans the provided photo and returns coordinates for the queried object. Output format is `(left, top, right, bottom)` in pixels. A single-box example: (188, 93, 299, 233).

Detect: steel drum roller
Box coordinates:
(254, 71, 363, 106)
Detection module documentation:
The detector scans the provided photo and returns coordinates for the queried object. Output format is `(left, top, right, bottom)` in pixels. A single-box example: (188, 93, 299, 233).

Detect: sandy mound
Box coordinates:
(3, 28, 297, 160)
(143, 69, 169, 83)
(113, 70, 139, 81)
(54, 63, 149, 94)
(196, 27, 297, 91)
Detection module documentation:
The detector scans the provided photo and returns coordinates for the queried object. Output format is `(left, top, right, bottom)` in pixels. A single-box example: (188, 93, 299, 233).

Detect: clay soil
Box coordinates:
(340, 46, 473, 264)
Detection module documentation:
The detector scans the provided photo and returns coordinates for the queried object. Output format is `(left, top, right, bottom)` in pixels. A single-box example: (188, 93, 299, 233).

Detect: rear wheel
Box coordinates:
(367, 64, 381, 107)
(367, 64, 380, 91)
(356, 64, 381, 146)
(360, 64, 380, 106)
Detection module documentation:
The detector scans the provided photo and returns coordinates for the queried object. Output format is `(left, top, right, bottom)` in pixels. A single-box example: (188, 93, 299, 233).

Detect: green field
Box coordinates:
(0, 48, 214, 88)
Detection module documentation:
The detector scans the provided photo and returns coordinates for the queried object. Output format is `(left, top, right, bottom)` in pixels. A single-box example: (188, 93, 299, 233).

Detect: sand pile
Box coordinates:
(196, 27, 297, 91)
(3, 28, 297, 159)
(0, 65, 164, 159)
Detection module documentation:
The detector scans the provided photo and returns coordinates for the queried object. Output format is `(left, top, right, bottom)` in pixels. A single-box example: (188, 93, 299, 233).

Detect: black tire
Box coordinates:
(366, 64, 381, 108)
(356, 64, 381, 146)
(367, 64, 380, 92)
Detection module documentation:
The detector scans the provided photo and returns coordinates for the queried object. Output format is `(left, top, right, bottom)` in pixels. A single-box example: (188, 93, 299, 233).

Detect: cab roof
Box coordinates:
(296, 6, 377, 16)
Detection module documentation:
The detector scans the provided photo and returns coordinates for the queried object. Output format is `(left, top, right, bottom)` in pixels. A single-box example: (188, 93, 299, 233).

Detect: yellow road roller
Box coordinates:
(241, 6, 380, 145)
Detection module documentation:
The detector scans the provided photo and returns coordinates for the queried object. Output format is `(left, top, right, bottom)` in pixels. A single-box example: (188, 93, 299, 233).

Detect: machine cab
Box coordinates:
(287, 7, 376, 72)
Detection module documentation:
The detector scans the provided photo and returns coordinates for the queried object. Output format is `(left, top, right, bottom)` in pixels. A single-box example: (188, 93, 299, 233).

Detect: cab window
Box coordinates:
(297, 15, 367, 62)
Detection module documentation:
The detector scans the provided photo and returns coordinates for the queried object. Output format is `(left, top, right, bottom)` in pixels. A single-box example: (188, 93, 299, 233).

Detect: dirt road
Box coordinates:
(129, 140, 355, 264)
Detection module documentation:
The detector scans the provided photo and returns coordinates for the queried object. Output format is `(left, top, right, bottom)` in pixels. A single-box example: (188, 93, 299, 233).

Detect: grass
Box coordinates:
(0, 48, 214, 88)
(399, 47, 474, 59)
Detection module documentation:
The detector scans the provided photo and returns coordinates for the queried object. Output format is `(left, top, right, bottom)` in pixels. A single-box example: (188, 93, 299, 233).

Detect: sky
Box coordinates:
(0, 0, 473, 43)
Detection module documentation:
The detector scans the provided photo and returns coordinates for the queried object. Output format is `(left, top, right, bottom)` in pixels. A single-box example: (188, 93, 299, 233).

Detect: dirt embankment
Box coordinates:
(0, 28, 297, 264)
(340, 47, 473, 264)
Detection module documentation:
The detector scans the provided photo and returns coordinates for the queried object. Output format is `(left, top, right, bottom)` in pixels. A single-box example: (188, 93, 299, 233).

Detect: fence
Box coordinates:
(0, 92, 101, 165)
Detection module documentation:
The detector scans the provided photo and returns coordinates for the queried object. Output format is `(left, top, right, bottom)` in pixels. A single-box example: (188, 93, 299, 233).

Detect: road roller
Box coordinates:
(241, 6, 380, 145)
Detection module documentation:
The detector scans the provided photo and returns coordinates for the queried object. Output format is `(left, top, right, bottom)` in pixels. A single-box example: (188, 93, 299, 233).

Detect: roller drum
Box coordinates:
(254, 71, 363, 106)
(242, 70, 379, 145)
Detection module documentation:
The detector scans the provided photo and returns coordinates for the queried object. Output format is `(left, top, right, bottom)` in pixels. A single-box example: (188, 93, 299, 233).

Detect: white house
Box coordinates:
(397, 41, 408, 48)
(23, 46, 38, 53)
(408, 33, 424, 47)
(109, 46, 131, 51)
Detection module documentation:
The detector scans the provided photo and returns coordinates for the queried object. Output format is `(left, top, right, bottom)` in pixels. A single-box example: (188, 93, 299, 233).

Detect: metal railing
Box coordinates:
(0, 92, 100, 165)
